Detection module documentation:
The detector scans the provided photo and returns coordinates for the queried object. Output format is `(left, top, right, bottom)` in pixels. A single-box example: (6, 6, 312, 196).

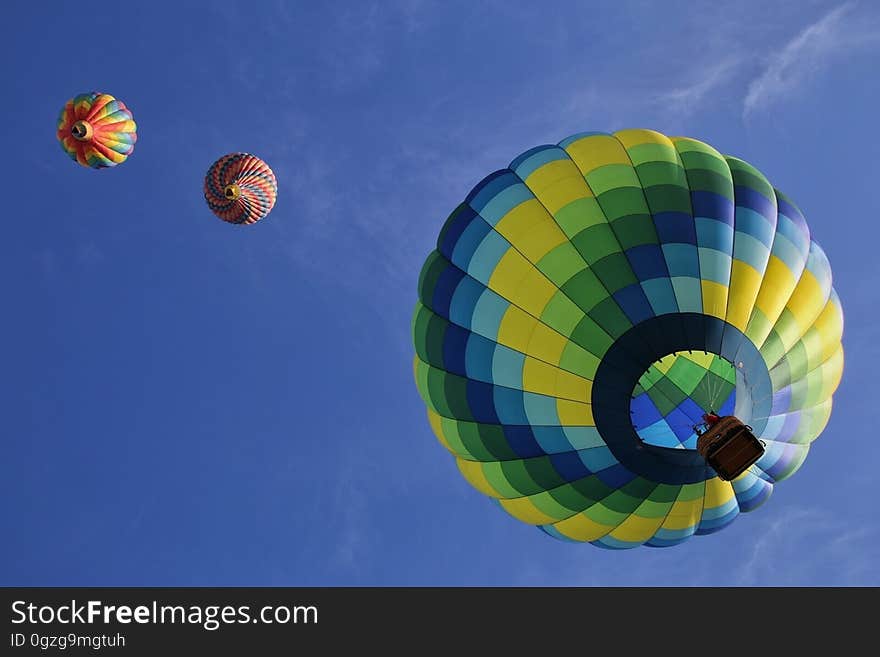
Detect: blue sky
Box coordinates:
(2, 0, 878, 585)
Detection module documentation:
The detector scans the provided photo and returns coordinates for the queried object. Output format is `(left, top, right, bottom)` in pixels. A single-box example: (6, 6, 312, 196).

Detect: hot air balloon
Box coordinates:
(413, 129, 843, 548)
(204, 153, 277, 225)
(56, 92, 137, 168)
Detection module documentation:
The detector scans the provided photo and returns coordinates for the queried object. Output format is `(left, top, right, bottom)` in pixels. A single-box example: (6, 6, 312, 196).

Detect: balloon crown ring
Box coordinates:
(224, 183, 241, 201)
(70, 120, 93, 141)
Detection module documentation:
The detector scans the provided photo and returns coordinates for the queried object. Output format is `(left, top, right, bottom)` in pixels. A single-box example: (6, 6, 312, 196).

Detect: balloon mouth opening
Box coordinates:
(224, 184, 241, 201)
(71, 121, 92, 141)
(629, 350, 737, 450)
(592, 314, 771, 485)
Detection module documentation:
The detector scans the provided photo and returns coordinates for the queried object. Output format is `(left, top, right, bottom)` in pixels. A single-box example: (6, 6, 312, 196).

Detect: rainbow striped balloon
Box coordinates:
(204, 153, 278, 225)
(56, 92, 137, 169)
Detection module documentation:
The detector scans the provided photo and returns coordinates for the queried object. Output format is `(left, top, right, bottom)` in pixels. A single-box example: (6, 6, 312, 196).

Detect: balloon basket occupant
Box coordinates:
(695, 412, 765, 482)
(693, 411, 721, 436)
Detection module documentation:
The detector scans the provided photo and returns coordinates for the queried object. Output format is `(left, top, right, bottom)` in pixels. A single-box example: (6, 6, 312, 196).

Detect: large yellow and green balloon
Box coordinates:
(412, 129, 843, 548)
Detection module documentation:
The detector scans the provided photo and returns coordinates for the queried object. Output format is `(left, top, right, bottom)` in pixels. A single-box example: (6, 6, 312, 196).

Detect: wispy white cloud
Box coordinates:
(318, 0, 431, 93)
(492, 499, 879, 587)
(744, 2, 880, 117)
(75, 242, 104, 266)
(736, 507, 810, 586)
(37, 248, 56, 278)
(326, 434, 391, 579)
(332, 471, 369, 571)
(655, 57, 745, 118)
(535, 2, 880, 129)
(398, 0, 432, 34)
(736, 505, 878, 585)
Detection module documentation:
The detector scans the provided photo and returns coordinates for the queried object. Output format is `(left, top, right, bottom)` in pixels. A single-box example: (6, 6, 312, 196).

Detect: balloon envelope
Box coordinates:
(413, 129, 843, 548)
(204, 153, 278, 225)
(56, 92, 137, 169)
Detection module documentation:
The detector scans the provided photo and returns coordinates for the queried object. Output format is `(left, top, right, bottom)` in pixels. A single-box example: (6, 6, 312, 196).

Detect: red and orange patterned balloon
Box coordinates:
(204, 153, 278, 225)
